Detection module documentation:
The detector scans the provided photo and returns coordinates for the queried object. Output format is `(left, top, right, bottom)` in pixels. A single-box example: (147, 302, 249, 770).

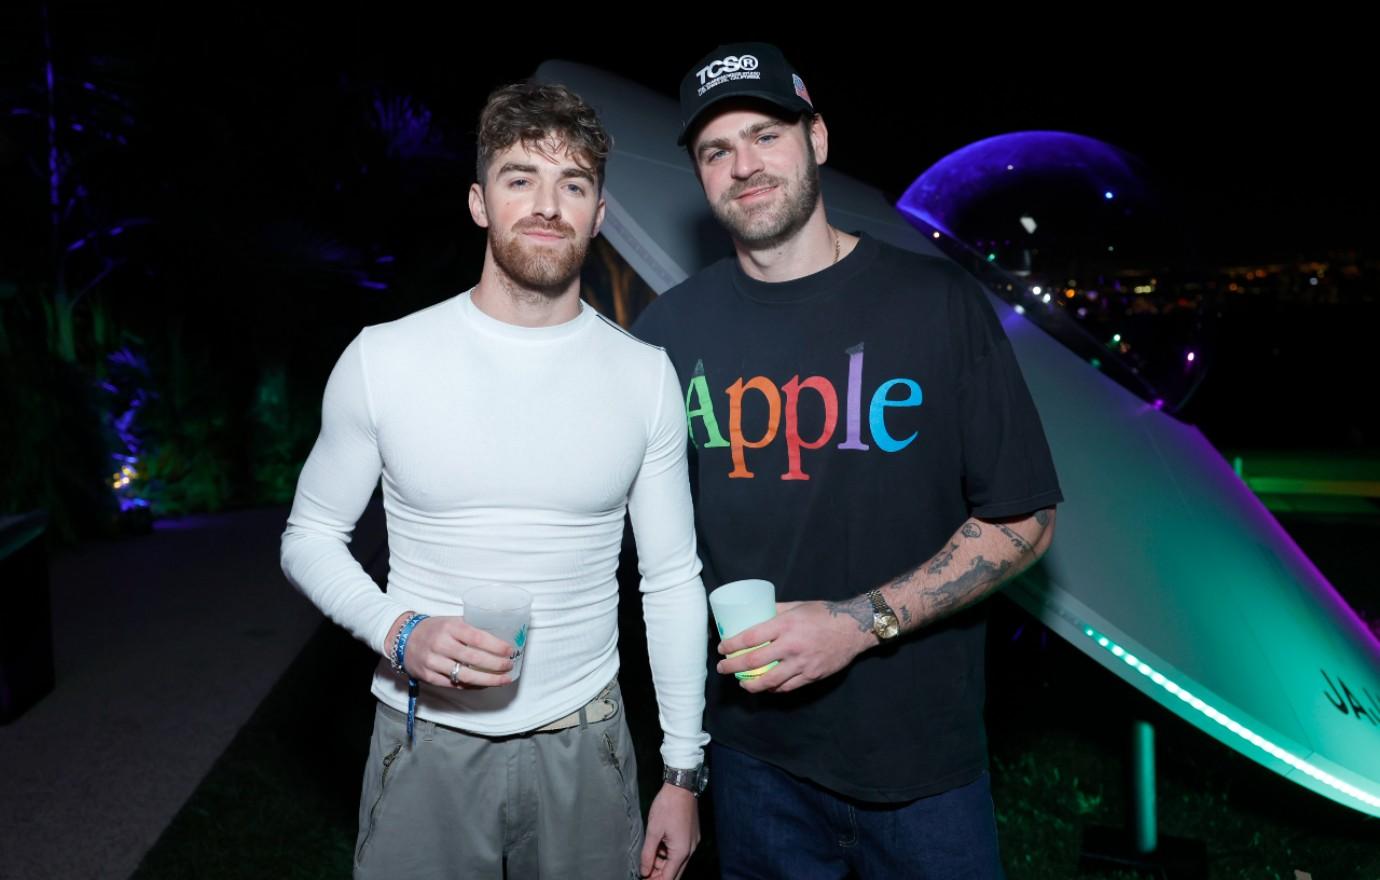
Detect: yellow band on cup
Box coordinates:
(729, 643, 778, 680)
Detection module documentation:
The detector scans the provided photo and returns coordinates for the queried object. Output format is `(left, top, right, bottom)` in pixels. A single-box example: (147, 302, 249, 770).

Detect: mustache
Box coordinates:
(724, 174, 786, 201)
(513, 217, 575, 237)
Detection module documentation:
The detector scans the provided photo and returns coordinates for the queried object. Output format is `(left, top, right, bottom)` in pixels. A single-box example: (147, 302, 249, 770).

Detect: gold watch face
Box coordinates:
(876, 612, 900, 640)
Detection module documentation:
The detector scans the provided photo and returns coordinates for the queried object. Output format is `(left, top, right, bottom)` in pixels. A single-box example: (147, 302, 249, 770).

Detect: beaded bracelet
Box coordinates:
(390, 612, 425, 673)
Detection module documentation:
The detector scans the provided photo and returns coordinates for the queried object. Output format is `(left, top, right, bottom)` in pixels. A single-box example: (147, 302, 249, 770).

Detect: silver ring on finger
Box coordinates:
(450, 660, 463, 687)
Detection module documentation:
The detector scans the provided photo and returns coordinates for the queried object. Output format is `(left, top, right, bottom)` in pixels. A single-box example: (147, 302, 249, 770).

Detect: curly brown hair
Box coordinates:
(476, 82, 611, 190)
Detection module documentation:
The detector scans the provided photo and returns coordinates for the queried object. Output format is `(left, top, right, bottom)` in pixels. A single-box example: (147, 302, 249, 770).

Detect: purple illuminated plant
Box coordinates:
(101, 346, 154, 512)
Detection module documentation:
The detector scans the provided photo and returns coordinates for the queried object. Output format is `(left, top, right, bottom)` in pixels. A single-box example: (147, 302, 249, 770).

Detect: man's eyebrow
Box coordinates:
(496, 162, 594, 184)
(696, 120, 783, 156)
(559, 166, 596, 184)
(696, 135, 731, 155)
(742, 119, 783, 138)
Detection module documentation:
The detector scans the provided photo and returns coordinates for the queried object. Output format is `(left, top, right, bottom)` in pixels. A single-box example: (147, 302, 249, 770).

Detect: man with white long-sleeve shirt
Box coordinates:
(281, 81, 708, 880)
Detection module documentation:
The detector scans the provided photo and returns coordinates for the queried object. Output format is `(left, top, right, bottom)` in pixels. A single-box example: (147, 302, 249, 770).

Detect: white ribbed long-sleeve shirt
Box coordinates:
(281, 290, 708, 767)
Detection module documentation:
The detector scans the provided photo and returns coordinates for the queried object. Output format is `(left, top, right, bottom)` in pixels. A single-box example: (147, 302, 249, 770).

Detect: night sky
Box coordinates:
(5, 10, 1374, 262)
(4, 9, 1376, 460)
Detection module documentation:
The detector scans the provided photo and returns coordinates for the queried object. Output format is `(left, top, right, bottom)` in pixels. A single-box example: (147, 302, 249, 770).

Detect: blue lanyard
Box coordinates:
(392, 613, 430, 745)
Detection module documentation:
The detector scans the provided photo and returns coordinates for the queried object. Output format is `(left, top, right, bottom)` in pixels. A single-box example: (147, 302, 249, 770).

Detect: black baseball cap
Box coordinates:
(677, 42, 815, 146)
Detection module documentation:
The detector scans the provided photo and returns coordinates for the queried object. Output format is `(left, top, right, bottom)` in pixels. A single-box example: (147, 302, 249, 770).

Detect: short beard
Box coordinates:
(489, 217, 587, 298)
(711, 148, 821, 250)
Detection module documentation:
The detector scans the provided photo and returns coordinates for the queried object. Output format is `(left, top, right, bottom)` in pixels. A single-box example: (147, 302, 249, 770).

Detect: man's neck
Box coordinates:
(733, 206, 857, 283)
(470, 253, 582, 327)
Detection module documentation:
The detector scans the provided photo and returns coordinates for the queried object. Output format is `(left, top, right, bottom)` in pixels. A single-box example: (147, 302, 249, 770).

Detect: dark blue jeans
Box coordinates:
(710, 742, 1005, 879)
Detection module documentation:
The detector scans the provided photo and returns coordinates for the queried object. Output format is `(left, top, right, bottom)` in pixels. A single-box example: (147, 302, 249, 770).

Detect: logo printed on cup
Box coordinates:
(463, 584, 533, 683)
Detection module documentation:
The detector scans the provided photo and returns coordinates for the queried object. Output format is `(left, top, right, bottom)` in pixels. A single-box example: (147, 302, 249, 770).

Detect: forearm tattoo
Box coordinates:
(994, 523, 1033, 553)
(926, 555, 1012, 617)
(927, 542, 959, 574)
(892, 513, 1045, 632)
(826, 595, 874, 634)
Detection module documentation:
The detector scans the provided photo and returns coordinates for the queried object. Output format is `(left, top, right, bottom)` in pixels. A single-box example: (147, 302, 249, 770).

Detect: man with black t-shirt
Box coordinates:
(633, 43, 1063, 878)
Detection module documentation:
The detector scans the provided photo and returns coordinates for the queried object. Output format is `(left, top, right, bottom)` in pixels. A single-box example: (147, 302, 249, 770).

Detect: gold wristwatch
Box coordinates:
(866, 590, 900, 641)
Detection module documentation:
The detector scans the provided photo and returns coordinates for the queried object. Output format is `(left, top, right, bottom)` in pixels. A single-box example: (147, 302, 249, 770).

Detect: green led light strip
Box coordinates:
(1081, 625, 1380, 810)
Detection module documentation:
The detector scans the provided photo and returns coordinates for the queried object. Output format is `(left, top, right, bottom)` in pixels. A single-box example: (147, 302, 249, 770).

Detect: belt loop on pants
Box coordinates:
(533, 677, 619, 734)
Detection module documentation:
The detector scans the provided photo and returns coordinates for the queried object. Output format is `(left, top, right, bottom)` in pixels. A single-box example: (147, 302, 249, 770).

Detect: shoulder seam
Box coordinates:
(592, 310, 664, 351)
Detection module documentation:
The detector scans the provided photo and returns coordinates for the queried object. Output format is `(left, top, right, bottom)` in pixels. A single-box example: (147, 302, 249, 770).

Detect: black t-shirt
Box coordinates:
(632, 233, 1063, 801)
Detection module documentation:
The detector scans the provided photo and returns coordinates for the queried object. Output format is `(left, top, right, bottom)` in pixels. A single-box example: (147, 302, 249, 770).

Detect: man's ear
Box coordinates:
(592, 195, 606, 239)
(468, 181, 489, 229)
(809, 114, 829, 166)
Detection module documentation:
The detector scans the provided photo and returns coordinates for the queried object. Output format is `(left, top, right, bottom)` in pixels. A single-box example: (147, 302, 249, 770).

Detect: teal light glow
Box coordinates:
(1079, 625, 1380, 810)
